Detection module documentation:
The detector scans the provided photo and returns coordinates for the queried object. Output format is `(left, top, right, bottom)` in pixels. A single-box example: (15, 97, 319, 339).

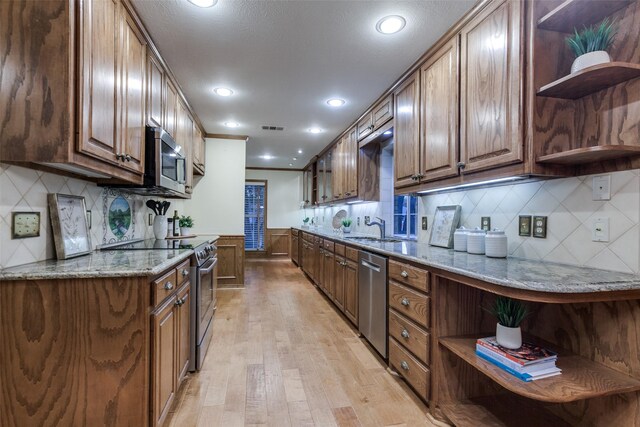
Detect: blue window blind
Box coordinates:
(393, 195, 417, 239)
(245, 183, 265, 250)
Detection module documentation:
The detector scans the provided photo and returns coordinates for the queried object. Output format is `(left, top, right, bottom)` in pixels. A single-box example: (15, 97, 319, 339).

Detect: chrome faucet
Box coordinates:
(366, 217, 386, 239)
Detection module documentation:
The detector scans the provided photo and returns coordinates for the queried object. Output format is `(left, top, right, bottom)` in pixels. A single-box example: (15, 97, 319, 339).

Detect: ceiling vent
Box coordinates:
(261, 125, 285, 131)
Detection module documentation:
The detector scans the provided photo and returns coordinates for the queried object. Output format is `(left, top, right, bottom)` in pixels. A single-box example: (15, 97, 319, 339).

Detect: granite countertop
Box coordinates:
(0, 236, 220, 281)
(295, 227, 640, 294)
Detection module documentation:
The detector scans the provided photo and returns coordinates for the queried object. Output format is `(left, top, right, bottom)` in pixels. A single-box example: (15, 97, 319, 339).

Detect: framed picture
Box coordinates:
(48, 193, 92, 260)
(429, 205, 461, 248)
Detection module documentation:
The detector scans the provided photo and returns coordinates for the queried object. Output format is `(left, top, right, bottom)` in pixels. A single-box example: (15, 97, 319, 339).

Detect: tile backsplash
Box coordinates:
(0, 162, 180, 269)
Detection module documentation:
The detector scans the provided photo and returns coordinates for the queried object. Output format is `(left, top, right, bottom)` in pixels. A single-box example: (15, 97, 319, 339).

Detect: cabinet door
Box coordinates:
(165, 79, 178, 138)
(332, 143, 342, 201)
(147, 51, 164, 128)
(323, 152, 333, 202)
(177, 103, 194, 194)
(344, 259, 358, 326)
(176, 282, 191, 386)
(323, 251, 334, 299)
(118, 9, 146, 174)
(357, 113, 373, 141)
(393, 71, 421, 188)
(334, 256, 345, 310)
(152, 296, 177, 427)
(373, 95, 393, 130)
(78, 0, 120, 165)
(291, 235, 299, 264)
(346, 127, 358, 196)
(420, 36, 459, 182)
(459, 0, 523, 173)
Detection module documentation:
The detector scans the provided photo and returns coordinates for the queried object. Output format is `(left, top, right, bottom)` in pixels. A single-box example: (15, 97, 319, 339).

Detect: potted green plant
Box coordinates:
(483, 296, 529, 349)
(342, 218, 353, 233)
(178, 215, 194, 236)
(566, 18, 618, 74)
(302, 217, 310, 228)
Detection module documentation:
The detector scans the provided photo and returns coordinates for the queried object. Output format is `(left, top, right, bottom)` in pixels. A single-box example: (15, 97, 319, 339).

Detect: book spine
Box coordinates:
(475, 351, 532, 382)
(476, 345, 527, 372)
(476, 339, 526, 366)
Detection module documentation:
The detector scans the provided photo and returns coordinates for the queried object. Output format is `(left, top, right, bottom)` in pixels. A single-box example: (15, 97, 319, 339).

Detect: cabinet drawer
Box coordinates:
(389, 281, 430, 329)
(291, 228, 299, 236)
(389, 309, 430, 365)
(389, 260, 429, 292)
(346, 246, 359, 262)
(323, 240, 335, 252)
(315, 236, 322, 245)
(175, 259, 191, 286)
(373, 95, 393, 129)
(335, 243, 345, 257)
(357, 113, 374, 141)
(389, 337, 430, 401)
(153, 269, 178, 307)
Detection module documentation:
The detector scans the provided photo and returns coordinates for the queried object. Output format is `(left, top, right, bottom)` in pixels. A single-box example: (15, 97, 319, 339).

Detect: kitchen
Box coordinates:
(1, 0, 640, 426)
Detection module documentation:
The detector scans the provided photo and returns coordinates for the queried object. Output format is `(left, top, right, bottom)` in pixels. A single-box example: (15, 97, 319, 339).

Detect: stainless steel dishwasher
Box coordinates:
(358, 250, 388, 358)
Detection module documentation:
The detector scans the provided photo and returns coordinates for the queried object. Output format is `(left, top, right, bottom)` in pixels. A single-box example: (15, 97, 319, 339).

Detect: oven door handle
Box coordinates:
(199, 257, 217, 274)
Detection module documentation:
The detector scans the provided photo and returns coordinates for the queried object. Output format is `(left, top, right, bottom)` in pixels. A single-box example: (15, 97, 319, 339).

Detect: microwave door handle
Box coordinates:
(177, 158, 187, 184)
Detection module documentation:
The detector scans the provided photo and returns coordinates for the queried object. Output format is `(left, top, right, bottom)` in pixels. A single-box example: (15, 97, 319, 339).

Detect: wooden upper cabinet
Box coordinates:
(177, 102, 194, 194)
(78, 0, 120, 165)
(165, 79, 179, 138)
(372, 95, 393, 130)
(346, 127, 358, 196)
(459, 0, 523, 173)
(193, 123, 205, 174)
(357, 112, 374, 141)
(420, 36, 460, 182)
(147, 51, 164, 128)
(118, 8, 146, 174)
(332, 141, 343, 200)
(394, 71, 421, 188)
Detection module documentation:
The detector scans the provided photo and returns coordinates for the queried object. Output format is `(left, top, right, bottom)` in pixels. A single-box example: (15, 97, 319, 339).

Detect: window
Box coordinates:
(244, 182, 265, 251)
(393, 195, 418, 239)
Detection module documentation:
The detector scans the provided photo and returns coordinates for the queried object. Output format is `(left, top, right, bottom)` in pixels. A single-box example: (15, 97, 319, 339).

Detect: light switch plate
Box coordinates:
(592, 217, 610, 242)
(592, 175, 611, 201)
(12, 211, 41, 239)
(481, 216, 491, 231)
(364, 216, 370, 224)
(422, 217, 428, 230)
(149, 213, 154, 226)
(357, 217, 360, 226)
(519, 216, 532, 236)
(533, 216, 547, 238)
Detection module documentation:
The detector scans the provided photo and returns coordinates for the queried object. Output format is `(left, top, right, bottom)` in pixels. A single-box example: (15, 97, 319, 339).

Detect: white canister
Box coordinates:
(153, 215, 168, 240)
(453, 227, 468, 252)
(485, 229, 508, 258)
(466, 228, 486, 255)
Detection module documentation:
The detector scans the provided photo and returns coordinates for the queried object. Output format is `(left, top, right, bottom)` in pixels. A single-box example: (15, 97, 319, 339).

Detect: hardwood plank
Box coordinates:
(332, 406, 362, 427)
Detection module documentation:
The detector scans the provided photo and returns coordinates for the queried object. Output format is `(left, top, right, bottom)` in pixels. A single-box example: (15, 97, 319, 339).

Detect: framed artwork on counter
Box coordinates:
(48, 193, 92, 259)
(429, 205, 461, 248)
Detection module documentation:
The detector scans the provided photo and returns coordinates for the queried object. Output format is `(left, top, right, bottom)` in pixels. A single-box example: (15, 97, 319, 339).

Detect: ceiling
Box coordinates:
(131, 0, 476, 169)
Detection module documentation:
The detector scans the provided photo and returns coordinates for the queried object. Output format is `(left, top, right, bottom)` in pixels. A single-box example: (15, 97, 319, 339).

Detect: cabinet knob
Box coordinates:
(125, 154, 132, 162)
(400, 361, 409, 371)
(401, 270, 409, 278)
(401, 297, 410, 306)
(457, 161, 466, 170)
(182, 269, 189, 277)
(115, 153, 123, 161)
(401, 329, 410, 339)
(164, 282, 174, 290)
(175, 298, 183, 306)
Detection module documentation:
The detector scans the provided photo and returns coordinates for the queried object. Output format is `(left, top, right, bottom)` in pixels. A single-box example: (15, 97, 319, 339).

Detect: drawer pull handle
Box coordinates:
(401, 270, 409, 278)
(401, 329, 410, 339)
(400, 361, 409, 371)
(182, 269, 189, 277)
(175, 298, 184, 306)
(164, 282, 174, 290)
(401, 297, 410, 306)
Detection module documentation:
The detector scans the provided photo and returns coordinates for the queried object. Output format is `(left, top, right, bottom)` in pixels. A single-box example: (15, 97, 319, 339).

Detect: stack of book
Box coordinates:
(476, 336, 561, 382)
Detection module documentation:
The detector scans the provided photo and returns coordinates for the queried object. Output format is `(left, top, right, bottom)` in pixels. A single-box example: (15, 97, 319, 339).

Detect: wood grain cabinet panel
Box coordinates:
(217, 236, 245, 287)
(346, 127, 358, 196)
(389, 337, 430, 402)
(323, 249, 335, 299)
(147, 51, 164, 128)
(334, 255, 346, 310)
(344, 259, 359, 327)
(357, 112, 374, 141)
(459, 0, 523, 173)
(176, 282, 191, 386)
(165, 79, 179, 138)
(420, 36, 460, 182)
(393, 71, 421, 188)
(389, 259, 430, 293)
(372, 95, 394, 129)
(268, 228, 291, 256)
(291, 234, 299, 265)
(152, 296, 177, 427)
(389, 309, 430, 365)
(389, 281, 430, 329)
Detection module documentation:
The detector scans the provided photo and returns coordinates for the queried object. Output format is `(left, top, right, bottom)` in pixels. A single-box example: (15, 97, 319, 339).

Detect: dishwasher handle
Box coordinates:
(360, 259, 381, 272)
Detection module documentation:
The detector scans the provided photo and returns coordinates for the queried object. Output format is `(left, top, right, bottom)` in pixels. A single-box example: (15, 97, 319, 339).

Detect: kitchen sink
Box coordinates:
(344, 236, 403, 243)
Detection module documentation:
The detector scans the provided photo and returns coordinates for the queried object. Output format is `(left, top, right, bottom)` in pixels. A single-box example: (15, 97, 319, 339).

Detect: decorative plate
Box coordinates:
(332, 209, 348, 229)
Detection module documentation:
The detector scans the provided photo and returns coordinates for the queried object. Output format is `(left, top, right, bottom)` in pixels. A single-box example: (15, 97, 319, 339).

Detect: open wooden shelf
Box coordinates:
(440, 394, 570, 427)
(537, 0, 633, 33)
(439, 336, 640, 403)
(537, 145, 640, 165)
(537, 62, 640, 99)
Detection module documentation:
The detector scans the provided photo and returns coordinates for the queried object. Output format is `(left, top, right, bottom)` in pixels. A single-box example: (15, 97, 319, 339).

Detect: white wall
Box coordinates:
(183, 138, 246, 236)
(245, 169, 303, 229)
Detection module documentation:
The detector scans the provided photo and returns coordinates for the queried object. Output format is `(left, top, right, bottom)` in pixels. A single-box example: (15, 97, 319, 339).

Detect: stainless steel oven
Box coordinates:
(190, 241, 217, 371)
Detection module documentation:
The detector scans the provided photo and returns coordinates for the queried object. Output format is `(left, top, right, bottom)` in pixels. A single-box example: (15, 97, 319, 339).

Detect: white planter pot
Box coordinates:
(571, 51, 610, 74)
(180, 227, 192, 236)
(496, 323, 522, 349)
(343, 225, 352, 233)
(153, 215, 167, 240)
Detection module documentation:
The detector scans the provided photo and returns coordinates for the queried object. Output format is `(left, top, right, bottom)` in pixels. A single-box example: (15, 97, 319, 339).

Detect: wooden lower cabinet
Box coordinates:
(323, 249, 335, 299)
(334, 255, 346, 310)
(344, 258, 358, 327)
(152, 296, 177, 427)
(291, 233, 299, 265)
(176, 282, 191, 385)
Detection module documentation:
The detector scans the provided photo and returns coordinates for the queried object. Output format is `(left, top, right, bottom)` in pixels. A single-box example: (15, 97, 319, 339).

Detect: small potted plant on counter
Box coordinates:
(566, 18, 618, 74)
(178, 215, 194, 237)
(342, 218, 353, 233)
(483, 296, 529, 349)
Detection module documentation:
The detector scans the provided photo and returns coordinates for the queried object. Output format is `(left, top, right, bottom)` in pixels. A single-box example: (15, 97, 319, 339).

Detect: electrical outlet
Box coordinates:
(364, 216, 370, 224)
(422, 217, 428, 230)
(481, 217, 491, 231)
(357, 217, 360, 226)
(592, 217, 610, 242)
(519, 216, 532, 236)
(533, 216, 547, 238)
(592, 175, 611, 201)
(148, 214, 154, 226)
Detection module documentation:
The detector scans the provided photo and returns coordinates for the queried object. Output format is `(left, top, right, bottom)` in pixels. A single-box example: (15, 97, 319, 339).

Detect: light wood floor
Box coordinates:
(166, 258, 436, 427)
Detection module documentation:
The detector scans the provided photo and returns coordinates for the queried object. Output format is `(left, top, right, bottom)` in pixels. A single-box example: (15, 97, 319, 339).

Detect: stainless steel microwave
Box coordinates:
(143, 126, 187, 197)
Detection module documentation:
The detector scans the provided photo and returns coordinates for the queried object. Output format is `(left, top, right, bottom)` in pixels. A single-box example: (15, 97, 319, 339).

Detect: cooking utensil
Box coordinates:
(155, 201, 163, 216)
(146, 200, 158, 215)
(162, 201, 170, 215)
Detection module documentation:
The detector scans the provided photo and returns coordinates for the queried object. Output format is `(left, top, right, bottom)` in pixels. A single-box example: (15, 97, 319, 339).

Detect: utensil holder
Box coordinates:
(153, 215, 167, 240)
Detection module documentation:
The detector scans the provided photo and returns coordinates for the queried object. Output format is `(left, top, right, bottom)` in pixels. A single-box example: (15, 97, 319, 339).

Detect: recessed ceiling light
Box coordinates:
(298, 149, 303, 154)
(188, 0, 217, 8)
(292, 157, 297, 160)
(326, 98, 345, 107)
(289, 163, 293, 166)
(214, 87, 233, 97)
(224, 121, 240, 128)
(308, 127, 323, 134)
(260, 155, 274, 160)
(376, 15, 406, 34)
